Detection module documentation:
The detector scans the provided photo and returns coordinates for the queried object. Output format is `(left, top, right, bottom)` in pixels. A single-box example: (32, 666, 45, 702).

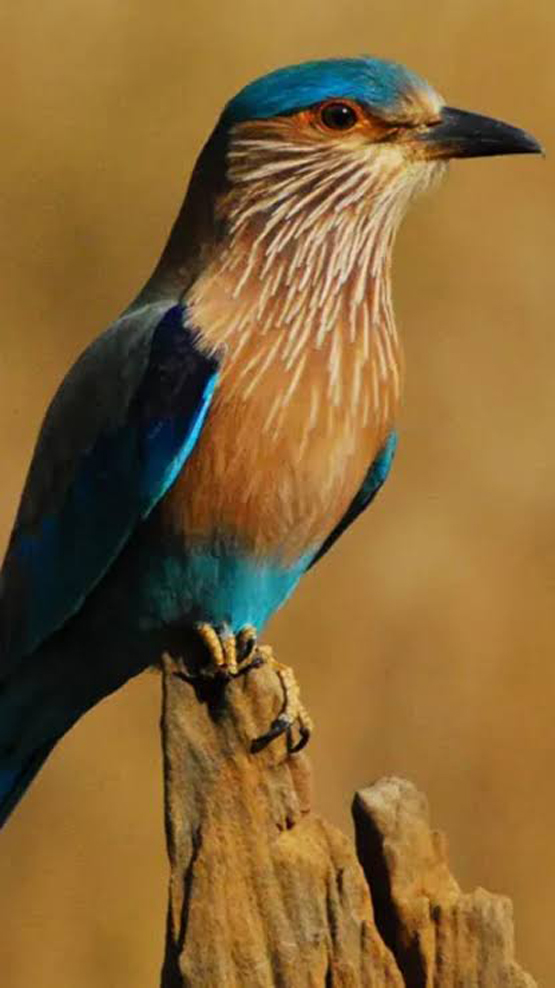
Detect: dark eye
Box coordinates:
(319, 102, 358, 131)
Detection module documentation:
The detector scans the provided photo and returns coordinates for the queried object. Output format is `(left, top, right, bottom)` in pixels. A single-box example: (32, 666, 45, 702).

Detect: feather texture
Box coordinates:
(163, 117, 441, 560)
(1, 304, 219, 667)
(0, 54, 534, 829)
(222, 56, 438, 125)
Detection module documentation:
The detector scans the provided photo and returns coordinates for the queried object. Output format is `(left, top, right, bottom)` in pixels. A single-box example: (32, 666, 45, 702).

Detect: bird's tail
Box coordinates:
(0, 598, 156, 829)
(0, 648, 74, 830)
(0, 738, 60, 829)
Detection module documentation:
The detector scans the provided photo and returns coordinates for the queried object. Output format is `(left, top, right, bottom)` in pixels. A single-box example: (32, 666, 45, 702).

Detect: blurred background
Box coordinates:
(0, 1, 553, 984)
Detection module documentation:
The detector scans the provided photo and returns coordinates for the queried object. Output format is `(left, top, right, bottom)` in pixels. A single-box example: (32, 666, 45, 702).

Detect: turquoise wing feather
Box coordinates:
(0, 302, 219, 667)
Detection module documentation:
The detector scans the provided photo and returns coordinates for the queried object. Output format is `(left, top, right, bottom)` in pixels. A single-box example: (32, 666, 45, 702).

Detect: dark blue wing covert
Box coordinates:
(2, 304, 219, 661)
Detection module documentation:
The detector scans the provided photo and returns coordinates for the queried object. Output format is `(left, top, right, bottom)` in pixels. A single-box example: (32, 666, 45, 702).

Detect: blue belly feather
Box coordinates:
(116, 530, 313, 636)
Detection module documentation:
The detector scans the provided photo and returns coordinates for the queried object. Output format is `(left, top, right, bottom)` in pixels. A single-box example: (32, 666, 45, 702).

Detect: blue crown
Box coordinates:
(222, 56, 431, 125)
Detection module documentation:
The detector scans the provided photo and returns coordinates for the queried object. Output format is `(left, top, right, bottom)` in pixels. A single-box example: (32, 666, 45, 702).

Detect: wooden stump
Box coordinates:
(160, 657, 536, 988)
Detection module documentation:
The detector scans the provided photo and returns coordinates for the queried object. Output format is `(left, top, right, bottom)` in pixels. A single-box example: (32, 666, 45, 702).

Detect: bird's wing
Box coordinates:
(308, 431, 397, 569)
(0, 302, 219, 667)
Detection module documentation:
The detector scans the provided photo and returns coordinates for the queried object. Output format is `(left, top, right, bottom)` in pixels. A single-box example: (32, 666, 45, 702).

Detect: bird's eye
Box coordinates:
(319, 102, 359, 131)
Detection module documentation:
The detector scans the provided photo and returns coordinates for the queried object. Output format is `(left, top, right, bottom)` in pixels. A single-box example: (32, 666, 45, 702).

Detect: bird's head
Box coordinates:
(157, 56, 540, 365)
(151, 57, 541, 446)
(170, 56, 540, 287)
(213, 55, 541, 230)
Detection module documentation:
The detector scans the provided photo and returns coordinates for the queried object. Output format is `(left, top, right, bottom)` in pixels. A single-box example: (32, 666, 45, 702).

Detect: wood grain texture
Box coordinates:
(160, 657, 536, 987)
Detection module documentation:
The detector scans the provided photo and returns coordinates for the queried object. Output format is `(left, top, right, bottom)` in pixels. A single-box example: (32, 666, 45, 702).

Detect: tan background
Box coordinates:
(0, 1, 553, 985)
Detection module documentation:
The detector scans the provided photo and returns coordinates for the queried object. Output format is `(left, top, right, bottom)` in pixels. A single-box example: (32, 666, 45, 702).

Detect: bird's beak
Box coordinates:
(419, 106, 543, 159)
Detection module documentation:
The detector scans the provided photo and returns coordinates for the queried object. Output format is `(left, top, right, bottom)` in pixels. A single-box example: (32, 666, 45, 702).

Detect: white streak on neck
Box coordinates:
(194, 132, 442, 439)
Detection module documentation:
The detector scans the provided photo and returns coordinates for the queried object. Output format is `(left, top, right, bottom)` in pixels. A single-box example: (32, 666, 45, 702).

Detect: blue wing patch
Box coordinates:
(308, 431, 398, 569)
(2, 304, 219, 662)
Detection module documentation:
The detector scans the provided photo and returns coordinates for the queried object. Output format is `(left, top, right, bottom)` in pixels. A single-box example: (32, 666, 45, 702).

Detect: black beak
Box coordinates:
(421, 106, 543, 159)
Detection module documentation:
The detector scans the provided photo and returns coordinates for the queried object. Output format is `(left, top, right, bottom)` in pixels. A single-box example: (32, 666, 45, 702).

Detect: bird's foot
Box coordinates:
(192, 623, 312, 754)
(250, 645, 313, 755)
(194, 622, 262, 679)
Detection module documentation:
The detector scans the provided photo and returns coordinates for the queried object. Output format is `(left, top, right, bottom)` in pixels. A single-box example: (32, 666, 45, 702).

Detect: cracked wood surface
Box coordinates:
(160, 657, 536, 988)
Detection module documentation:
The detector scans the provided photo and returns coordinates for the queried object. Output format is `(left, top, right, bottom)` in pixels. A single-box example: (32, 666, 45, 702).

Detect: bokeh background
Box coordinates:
(0, 1, 553, 984)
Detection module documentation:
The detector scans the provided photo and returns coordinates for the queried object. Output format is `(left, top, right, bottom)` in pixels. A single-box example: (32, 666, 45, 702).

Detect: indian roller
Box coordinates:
(0, 56, 541, 827)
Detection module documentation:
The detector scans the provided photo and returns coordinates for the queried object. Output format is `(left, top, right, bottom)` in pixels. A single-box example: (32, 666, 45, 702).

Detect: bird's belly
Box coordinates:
(161, 370, 386, 563)
(135, 537, 309, 633)
(93, 343, 395, 636)
(71, 369, 386, 639)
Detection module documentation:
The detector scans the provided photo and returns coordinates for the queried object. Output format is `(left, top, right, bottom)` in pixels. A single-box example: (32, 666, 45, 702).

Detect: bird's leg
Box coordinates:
(191, 623, 312, 753)
(194, 622, 262, 679)
(249, 643, 313, 755)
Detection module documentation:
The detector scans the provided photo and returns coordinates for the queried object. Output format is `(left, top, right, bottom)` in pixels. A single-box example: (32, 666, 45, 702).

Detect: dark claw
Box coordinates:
(234, 654, 264, 678)
(287, 723, 311, 754)
(238, 635, 257, 662)
(177, 654, 263, 687)
(251, 714, 291, 753)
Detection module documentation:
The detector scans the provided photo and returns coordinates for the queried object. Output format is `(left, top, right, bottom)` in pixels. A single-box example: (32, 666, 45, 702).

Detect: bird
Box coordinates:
(0, 56, 541, 828)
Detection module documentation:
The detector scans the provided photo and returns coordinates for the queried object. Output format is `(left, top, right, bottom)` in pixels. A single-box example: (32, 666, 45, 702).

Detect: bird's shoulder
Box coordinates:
(1, 299, 220, 663)
(15, 300, 218, 529)
(15, 301, 166, 527)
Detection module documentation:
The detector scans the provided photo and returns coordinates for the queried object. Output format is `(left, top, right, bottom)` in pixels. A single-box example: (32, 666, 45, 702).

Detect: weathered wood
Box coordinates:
(160, 656, 536, 988)
(353, 780, 536, 988)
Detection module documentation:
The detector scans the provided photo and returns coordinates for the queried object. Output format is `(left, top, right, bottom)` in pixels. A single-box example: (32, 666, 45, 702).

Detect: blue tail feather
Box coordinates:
(0, 740, 59, 829)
